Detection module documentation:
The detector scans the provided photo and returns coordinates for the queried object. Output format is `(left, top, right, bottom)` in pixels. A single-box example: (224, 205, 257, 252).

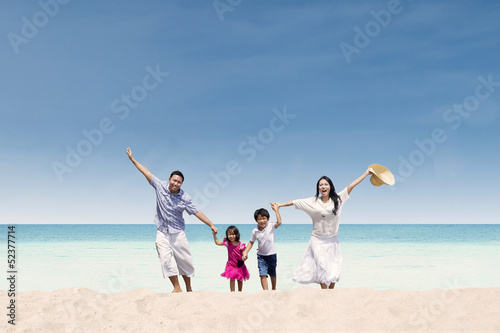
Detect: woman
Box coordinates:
(275, 168, 373, 289)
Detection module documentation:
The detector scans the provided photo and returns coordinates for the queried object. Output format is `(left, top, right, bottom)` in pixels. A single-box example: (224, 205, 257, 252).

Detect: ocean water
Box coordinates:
(1, 224, 499, 293)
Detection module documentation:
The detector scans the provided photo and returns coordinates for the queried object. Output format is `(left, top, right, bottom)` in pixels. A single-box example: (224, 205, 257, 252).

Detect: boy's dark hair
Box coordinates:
(254, 208, 270, 221)
(169, 170, 184, 182)
(225, 225, 240, 242)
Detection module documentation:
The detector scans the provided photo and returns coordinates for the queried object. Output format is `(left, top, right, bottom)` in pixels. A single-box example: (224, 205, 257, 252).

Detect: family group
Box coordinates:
(126, 147, 390, 292)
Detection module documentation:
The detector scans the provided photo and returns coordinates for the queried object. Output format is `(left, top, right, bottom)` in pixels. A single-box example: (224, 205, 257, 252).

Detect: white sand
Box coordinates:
(2, 287, 499, 332)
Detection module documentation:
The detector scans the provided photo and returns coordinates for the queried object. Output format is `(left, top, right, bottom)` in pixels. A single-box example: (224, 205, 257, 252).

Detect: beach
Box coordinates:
(2, 286, 499, 332)
(4, 224, 500, 293)
(2, 224, 500, 331)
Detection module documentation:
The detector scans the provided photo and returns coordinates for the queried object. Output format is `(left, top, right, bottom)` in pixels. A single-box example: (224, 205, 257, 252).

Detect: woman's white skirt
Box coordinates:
(292, 235, 342, 285)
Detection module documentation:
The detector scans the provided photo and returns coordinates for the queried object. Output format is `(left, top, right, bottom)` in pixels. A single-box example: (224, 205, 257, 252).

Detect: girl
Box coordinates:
(274, 168, 373, 289)
(213, 226, 250, 292)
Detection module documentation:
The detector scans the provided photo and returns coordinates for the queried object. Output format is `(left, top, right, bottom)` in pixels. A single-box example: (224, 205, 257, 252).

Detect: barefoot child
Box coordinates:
(242, 202, 282, 290)
(213, 226, 250, 292)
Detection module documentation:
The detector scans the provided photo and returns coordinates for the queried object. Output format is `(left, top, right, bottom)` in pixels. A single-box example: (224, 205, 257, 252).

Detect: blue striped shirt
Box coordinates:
(150, 175, 199, 234)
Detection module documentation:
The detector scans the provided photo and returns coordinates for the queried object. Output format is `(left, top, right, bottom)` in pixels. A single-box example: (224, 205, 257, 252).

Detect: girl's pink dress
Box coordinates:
(221, 239, 250, 281)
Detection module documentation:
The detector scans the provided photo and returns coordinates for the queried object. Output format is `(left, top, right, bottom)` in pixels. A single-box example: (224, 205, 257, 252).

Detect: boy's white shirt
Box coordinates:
(249, 221, 276, 255)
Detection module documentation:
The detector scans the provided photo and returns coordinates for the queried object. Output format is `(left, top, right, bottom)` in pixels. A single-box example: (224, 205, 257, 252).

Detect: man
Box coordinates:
(126, 147, 217, 292)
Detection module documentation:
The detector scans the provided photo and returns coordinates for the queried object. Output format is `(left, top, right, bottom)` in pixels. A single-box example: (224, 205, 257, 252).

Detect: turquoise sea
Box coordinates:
(1, 224, 499, 293)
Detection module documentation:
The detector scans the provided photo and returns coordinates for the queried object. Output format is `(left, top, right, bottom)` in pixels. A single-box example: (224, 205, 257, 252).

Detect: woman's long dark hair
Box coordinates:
(315, 176, 342, 215)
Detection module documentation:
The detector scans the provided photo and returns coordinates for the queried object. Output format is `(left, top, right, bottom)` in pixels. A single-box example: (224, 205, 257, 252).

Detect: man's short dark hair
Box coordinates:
(170, 170, 184, 182)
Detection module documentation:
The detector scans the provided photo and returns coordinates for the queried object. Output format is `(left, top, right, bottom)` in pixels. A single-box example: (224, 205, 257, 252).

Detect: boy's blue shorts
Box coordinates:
(257, 253, 277, 277)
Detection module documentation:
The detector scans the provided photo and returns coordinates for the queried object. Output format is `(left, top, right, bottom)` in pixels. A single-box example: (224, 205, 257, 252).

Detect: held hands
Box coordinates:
(211, 225, 218, 234)
(126, 147, 133, 160)
(212, 228, 223, 246)
(270, 201, 280, 211)
(242, 252, 248, 261)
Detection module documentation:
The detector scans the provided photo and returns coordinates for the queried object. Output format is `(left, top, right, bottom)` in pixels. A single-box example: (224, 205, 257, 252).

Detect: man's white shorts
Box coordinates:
(155, 229, 194, 277)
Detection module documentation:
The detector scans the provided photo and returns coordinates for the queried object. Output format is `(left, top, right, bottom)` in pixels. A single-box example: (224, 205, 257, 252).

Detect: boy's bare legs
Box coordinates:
(238, 280, 243, 292)
(270, 276, 277, 290)
(230, 279, 236, 292)
(260, 276, 269, 290)
(182, 275, 192, 292)
(328, 283, 335, 289)
(169, 276, 183, 293)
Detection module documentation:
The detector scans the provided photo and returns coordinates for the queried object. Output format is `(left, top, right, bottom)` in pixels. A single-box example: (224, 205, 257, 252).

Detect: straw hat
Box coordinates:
(369, 164, 395, 186)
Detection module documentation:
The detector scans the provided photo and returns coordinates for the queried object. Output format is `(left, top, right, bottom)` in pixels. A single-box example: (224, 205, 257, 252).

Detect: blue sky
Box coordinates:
(1, 0, 499, 225)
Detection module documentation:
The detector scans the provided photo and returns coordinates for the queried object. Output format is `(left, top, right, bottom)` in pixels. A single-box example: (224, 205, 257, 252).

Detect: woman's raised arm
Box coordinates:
(346, 168, 373, 195)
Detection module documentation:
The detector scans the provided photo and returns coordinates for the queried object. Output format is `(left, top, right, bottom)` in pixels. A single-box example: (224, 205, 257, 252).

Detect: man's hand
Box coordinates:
(126, 148, 152, 183)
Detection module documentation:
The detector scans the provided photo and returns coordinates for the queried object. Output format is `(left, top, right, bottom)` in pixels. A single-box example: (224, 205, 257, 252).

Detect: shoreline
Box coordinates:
(2, 286, 499, 332)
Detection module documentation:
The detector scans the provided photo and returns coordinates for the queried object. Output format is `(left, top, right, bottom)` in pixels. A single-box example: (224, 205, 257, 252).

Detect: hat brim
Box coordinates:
(369, 164, 395, 186)
(370, 175, 384, 186)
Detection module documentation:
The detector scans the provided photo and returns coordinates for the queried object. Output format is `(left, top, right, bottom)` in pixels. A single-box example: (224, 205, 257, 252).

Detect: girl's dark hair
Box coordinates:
(254, 208, 270, 221)
(315, 176, 342, 215)
(170, 170, 184, 182)
(225, 225, 240, 242)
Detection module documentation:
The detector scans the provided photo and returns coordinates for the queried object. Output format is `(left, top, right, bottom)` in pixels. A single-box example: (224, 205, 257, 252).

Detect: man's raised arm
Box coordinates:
(126, 147, 152, 184)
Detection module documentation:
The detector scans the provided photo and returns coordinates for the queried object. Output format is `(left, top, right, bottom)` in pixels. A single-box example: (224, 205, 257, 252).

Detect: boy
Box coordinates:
(242, 202, 282, 290)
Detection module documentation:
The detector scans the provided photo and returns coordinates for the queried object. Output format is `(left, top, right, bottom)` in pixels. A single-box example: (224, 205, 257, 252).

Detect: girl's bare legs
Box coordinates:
(230, 279, 236, 292)
(238, 280, 243, 292)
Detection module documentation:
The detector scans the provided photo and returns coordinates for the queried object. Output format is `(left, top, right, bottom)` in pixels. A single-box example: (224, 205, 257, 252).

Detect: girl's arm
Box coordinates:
(213, 230, 224, 246)
(242, 241, 254, 260)
(347, 168, 373, 195)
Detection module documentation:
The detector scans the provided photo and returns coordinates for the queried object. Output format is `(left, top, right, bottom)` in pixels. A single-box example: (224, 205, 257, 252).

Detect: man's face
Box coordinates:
(168, 175, 183, 193)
